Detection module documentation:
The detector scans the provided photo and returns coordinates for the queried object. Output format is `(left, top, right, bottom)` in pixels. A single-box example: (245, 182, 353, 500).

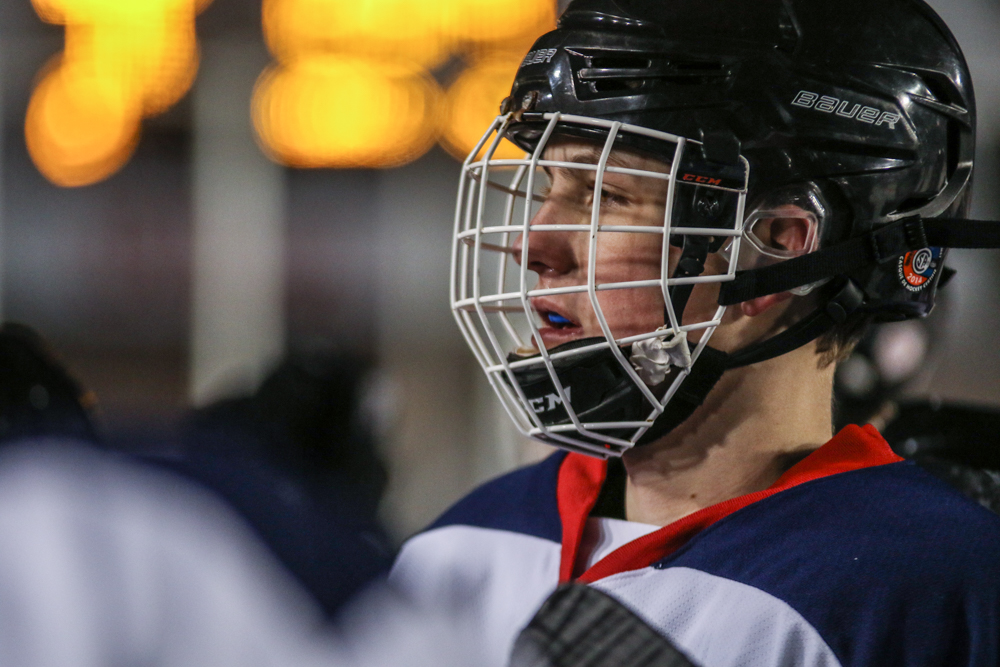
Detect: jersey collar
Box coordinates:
(556, 424, 904, 583)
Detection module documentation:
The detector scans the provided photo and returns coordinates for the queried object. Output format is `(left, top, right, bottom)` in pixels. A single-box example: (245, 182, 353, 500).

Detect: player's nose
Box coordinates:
(511, 200, 579, 277)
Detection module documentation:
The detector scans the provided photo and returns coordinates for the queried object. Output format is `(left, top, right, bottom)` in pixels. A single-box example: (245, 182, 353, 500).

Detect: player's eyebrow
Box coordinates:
(559, 146, 643, 170)
(542, 145, 670, 182)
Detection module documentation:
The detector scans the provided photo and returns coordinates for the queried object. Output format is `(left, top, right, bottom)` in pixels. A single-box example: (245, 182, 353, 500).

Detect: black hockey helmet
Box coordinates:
(450, 0, 1000, 456)
(506, 0, 975, 321)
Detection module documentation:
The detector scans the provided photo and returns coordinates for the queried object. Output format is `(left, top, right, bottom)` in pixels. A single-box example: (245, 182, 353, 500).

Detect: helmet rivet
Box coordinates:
(521, 90, 539, 111)
(695, 194, 722, 219)
(825, 301, 848, 324)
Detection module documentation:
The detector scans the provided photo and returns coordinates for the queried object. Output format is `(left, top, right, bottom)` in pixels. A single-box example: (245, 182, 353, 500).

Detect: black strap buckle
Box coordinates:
(869, 216, 928, 263)
(902, 216, 930, 251)
(823, 278, 865, 324)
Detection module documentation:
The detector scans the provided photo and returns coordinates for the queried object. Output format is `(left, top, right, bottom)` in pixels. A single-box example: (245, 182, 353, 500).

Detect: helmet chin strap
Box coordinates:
(666, 235, 711, 326)
(641, 212, 1000, 445)
(635, 239, 866, 447)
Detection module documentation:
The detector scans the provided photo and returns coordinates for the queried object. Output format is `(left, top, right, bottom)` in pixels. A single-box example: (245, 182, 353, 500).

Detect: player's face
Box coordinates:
(512, 140, 723, 351)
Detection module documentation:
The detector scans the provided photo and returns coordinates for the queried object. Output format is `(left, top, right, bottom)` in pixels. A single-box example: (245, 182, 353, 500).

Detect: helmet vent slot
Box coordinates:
(913, 70, 961, 107)
(594, 79, 647, 93)
(589, 56, 651, 70)
(575, 53, 731, 97)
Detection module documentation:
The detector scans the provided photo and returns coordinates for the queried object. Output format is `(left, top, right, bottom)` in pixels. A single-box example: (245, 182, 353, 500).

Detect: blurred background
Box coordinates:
(0, 0, 997, 543)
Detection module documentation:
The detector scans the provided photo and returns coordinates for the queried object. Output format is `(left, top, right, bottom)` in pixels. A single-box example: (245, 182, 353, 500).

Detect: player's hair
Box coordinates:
(816, 312, 874, 368)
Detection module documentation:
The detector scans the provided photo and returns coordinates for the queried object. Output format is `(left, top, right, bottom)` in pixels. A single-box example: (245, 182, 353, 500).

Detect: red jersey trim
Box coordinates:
(556, 453, 607, 583)
(555, 424, 903, 584)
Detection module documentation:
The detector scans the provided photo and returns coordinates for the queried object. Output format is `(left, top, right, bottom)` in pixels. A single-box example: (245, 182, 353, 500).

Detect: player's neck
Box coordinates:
(621, 343, 835, 526)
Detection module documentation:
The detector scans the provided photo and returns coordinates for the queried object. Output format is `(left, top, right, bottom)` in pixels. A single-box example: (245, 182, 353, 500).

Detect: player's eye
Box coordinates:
(586, 183, 628, 208)
(580, 175, 629, 209)
(600, 188, 628, 207)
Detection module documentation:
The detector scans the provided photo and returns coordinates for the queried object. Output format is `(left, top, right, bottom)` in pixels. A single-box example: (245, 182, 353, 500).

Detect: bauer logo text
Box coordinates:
(521, 49, 558, 67)
(791, 90, 901, 130)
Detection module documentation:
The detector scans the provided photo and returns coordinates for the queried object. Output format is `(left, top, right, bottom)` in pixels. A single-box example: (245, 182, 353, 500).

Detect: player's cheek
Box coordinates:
(682, 281, 725, 334)
(594, 236, 663, 282)
(595, 285, 665, 338)
(682, 251, 729, 323)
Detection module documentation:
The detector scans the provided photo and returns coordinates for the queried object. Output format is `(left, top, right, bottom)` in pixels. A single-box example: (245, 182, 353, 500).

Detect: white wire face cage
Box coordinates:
(451, 113, 750, 458)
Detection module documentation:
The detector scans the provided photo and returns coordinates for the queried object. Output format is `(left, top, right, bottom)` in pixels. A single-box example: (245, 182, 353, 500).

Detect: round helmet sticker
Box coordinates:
(898, 247, 942, 292)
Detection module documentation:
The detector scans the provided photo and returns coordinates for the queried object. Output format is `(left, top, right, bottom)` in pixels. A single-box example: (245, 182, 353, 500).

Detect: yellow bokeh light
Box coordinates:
(439, 0, 555, 52)
(253, 57, 442, 169)
(27, 0, 209, 187)
(257, 0, 554, 168)
(441, 54, 526, 161)
(262, 0, 555, 70)
(263, 0, 453, 69)
(65, 17, 199, 115)
(33, 0, 197, 24)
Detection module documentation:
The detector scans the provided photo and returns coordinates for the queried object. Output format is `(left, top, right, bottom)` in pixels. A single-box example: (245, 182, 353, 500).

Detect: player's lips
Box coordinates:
(532, 298, 584, 349)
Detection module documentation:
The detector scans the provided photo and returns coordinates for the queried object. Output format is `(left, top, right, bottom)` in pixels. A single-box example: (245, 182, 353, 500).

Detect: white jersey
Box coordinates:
(392, 425, 1000, 667)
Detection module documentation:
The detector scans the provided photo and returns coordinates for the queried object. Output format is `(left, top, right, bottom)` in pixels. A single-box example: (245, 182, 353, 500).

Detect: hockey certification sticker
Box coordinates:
(898, 247, 942, 292)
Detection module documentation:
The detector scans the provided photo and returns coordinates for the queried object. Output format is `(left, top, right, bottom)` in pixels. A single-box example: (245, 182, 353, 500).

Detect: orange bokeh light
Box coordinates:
(253, 57, 442, 169)
(256, 0, 555, 169)
(439, 0, 555, 53)
(441, 54, 527, 161)
(27, 0, 209, 187)
(25, 57, 142, 188)
(263, 0, 453, 69)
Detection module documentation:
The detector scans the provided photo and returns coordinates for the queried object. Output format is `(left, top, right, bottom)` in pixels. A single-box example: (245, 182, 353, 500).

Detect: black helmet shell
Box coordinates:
(506, 0, 975, 320)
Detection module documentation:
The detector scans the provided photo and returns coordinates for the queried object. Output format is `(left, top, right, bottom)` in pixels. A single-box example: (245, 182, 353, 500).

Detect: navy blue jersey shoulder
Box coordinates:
(428, 452, 566, 543)
(662, 461, 1000, 667)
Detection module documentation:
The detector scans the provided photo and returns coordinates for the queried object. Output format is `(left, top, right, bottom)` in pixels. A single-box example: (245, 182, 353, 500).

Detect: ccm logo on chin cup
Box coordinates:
(530, 388, 571, 414)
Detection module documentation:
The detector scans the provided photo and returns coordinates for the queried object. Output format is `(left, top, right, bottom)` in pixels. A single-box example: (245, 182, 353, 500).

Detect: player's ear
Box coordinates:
(752, 210, 815, 254)
(767, 215, 814, 254)
(740, 210, 815, 317)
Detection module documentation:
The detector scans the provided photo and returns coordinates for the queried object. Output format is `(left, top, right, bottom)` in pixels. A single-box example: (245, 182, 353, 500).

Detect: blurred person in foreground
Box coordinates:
(0, 323, 479, 666)
(0, 443, 480, 667)
(0, 321, 395, 617)
(391, 1, 1000, 665)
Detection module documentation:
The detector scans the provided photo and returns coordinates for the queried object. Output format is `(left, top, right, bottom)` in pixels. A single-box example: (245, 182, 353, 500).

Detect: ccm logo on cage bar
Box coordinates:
(530, 388, 571, 414)
(792, 90, 901, 129)
(682, 174, 723, 185)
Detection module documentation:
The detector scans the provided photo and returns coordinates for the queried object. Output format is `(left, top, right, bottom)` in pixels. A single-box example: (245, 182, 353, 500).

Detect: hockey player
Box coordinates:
(392, 0, 1000, 665)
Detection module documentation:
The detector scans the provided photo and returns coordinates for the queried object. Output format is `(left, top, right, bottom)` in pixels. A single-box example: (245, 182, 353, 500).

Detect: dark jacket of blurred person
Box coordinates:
(165, 351, 396, 616)
(0, 324, 477, 666)
(0, 323, 98, 445)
